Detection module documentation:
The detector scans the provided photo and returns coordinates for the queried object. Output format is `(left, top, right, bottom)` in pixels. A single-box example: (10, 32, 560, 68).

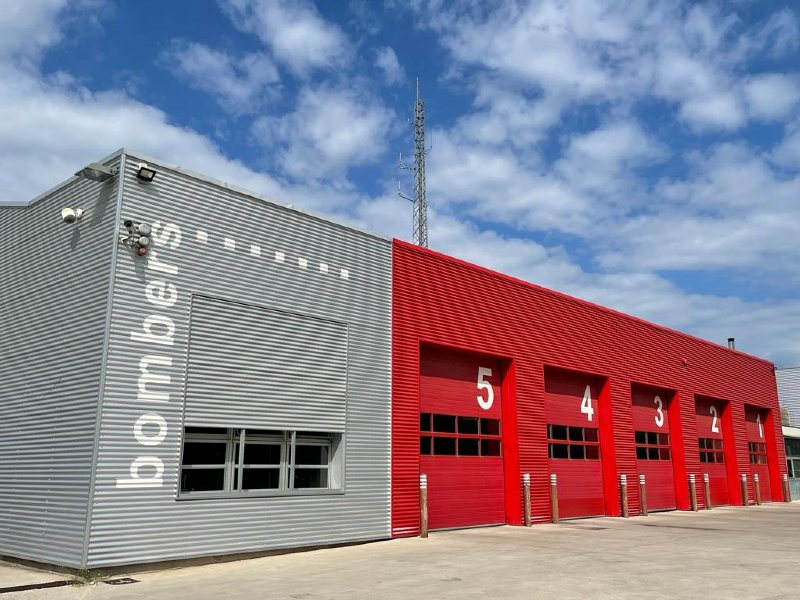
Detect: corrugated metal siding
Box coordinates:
(0, 164, 120, 567)
(391, 240, 786, 535)
(777, 367, 800, 427)
(86, 154, 391, 567)
(185, 295, 348, 432)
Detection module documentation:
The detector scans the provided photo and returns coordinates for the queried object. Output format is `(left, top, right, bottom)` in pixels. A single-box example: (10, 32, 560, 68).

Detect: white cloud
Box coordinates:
(597, 144, 800, 274)
(253, 85, 395, 181)
(163, 41, 279, 114)
(411, 1, 800, 132)
(220, 0, 350, 76)
(744, 74, 800, 121)
(774, 121, 800, 169)
(455, 81, 563, 148)
(2, 0, 800, 369)
(375, 47, 405, 85)
(0, 0, 74, 65)
(556, 122, 664, 195)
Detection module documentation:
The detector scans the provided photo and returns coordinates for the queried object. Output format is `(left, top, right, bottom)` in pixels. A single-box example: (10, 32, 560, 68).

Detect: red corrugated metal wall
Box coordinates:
(391, 240, 787, 535)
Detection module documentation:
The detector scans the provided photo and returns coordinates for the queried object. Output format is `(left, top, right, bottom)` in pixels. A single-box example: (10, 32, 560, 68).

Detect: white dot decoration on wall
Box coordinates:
(192, 230, 349, 281)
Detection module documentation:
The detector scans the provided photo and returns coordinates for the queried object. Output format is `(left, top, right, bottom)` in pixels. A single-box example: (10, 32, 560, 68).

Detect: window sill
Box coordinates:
(176, 488, 345, 501)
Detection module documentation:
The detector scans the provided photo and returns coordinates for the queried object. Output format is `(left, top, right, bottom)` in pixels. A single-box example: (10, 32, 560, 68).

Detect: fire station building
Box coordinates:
(0, 149, 788, 570)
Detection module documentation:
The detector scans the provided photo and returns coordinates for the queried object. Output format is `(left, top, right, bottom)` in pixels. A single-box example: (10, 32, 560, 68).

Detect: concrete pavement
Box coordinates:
(6, 503, 800, 599)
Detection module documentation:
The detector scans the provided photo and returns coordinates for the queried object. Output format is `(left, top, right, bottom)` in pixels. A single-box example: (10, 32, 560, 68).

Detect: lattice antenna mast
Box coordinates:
(398, 79, 430, 247)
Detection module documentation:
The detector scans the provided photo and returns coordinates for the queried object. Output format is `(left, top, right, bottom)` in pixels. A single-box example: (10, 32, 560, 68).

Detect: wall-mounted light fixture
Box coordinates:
(75, 162, 118, 182)
(136, 163, 157, 182)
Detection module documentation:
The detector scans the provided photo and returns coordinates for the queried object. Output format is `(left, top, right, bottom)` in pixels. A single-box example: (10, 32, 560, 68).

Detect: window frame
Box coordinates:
(634, 430, 671, 461)
(547, 423, 600, 461)
(178, 427, 343, 500)
(698, 437, 725, 464)
(419, 412, 502, 458)
(748, 441, 768, 465)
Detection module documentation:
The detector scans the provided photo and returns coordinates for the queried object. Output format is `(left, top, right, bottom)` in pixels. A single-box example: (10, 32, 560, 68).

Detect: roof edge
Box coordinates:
(120, 149, 391, 245)
(0, 148, 125, 209)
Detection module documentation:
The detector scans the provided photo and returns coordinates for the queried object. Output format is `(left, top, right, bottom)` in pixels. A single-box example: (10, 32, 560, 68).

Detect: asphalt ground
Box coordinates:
(4, 502, 799, 599)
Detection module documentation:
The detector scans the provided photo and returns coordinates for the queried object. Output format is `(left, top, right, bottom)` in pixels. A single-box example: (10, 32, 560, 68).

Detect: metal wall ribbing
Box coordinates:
(777, 367, 800, 427)
(391, 240, 786, 534)
(86, 152, 392, 567)
(0, 165, 120, 567)
(185, 295, 348, 432)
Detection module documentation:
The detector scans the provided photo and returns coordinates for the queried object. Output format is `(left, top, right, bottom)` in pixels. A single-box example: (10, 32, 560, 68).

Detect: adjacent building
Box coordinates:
(777, 367, 800, 499)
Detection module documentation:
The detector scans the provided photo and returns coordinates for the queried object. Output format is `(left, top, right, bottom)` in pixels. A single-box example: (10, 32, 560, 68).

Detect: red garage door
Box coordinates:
(745, 406, 772, 502)
(419, 346, 505, 529)
(631, 386, 677, 511)
(695, 398, 729, 506)
(545, 369, 605, 518)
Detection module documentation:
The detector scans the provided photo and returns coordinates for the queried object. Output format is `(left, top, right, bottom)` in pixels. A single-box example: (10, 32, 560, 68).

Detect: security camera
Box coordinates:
(61, 208, 84, 224)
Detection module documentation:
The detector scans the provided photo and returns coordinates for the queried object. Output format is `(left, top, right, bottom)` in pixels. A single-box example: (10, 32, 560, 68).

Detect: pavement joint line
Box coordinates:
(0, 580, 73, 595)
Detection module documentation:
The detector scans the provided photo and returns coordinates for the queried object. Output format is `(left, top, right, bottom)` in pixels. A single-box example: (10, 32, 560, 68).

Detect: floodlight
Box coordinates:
(75, 162, 117, 182)
(136, 163, 157, 182)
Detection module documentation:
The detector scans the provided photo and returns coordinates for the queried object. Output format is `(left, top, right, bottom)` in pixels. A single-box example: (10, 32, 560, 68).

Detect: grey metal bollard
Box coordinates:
(419, 474, 428, 538)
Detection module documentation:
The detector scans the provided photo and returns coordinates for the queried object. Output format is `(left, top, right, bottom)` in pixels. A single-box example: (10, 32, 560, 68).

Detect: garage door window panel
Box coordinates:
(547, 424, 600, 460)
(419, 413, 501, 457)
(635, 430, 671, 461)
(748, 442, 767, 465)
(698, 437, 725, 463)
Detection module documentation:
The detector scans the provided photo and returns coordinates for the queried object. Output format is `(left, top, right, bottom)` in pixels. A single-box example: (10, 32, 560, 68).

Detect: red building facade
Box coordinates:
(391, 240, 787, 536)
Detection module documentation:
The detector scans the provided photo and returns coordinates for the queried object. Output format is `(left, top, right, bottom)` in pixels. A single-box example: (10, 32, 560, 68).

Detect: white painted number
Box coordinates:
(710, 405, 719, 434)
(581, 385, 594, 422)
(654, 396, 664, 428)
(477, 367, 494, 410)
(756, 414, 763, 439)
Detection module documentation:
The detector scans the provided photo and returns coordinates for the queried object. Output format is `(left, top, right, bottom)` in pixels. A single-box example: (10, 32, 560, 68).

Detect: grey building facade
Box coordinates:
(778, 367, 800, 500)
(777, 367, 800, 427)
(0, 150, 392, 569)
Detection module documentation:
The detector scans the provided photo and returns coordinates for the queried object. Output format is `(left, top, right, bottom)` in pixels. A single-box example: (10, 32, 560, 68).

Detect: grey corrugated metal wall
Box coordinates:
(185, 295, 349, 432)
(777, 367, 800, 427)
(86, 152, 392, 567)
(0, 162, 120, 567)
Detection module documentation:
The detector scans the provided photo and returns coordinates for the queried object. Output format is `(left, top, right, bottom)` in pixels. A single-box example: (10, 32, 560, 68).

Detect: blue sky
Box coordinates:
(2, 0, 800, 365)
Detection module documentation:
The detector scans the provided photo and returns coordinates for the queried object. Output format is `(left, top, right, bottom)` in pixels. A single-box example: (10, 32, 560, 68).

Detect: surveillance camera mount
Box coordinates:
(119, 218, 152, 256)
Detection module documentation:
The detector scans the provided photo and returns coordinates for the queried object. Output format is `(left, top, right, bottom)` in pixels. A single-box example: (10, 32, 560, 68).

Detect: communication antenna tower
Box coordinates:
(398, 79, 430, 247)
